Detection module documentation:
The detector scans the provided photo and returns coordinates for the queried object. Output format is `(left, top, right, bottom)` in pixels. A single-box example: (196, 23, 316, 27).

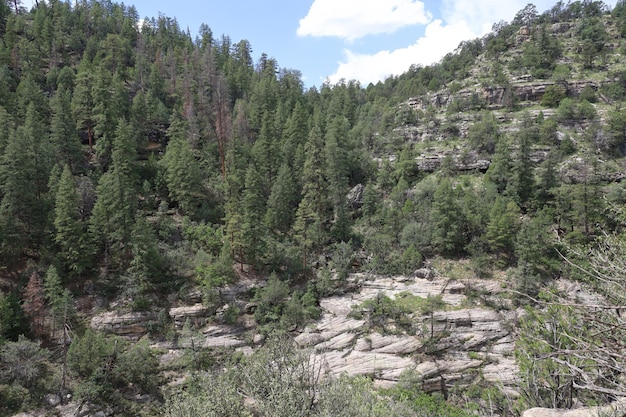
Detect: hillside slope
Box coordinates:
(1, 1, 626, 416)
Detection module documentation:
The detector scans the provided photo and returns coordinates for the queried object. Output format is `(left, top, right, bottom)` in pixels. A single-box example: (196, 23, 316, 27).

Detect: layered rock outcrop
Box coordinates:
(408, 80, 609, 112)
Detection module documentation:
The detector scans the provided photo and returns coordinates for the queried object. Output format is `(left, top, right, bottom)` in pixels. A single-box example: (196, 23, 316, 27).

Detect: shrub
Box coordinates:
(541, 84, 567, 107)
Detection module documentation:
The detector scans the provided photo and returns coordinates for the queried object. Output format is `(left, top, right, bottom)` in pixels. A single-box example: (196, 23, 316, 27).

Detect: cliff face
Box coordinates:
(90, 271, 522, 399)
(408, 80, 609, 111)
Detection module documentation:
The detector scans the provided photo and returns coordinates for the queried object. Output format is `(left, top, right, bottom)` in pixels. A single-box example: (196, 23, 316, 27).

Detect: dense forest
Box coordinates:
(2, 0, 626, 416)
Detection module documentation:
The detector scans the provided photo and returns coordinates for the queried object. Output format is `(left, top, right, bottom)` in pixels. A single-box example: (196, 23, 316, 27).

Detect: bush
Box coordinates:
(577, 99, 597, 120)
(0, 336, 49, 389)
(0, 383, 30, 415)
(579, 85, 597, 103)
(67, 330, 161, 408)
(541, 84, 567, 107)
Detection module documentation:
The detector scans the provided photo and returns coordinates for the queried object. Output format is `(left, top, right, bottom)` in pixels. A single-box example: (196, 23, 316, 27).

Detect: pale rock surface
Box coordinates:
(90, 310, 157, 340)
(522, 398, 626, 417)
(169, 303, 209, 328)
(298, 274, 520, 392)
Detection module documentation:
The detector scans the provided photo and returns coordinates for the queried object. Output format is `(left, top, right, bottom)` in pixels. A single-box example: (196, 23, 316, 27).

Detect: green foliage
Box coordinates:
(0, 291, 13, 344)
(468, 111, 501, 154)
(54, 165, 92, 276)
(0, 335, 49, 389)
(161, 120, 205, 218)
(43, 265, 74, 334)
(521, 25, 562, 78)
(541, 84, 566, 107)
(353, 291, 443, 333)
(164, 371, 250, 417)
(3, 3, 626, 414)
(68, 330, 160, 409)
(485, 197, 521, 257)
(552, 64, 571, 82)
(390, 371, 475, 417)
(241, 165, 267, 270)
(432, 179, 466, 255)
(577, 17, 609, 69)
(579, 85, 597, 103)
(294, 125, 329, 267)
(607, 104, 626, 153)
(265, 163, 298, 234)
(514, 209, 559, 285)
(0, 104, 53, 259)
(516, 304, 588, 409)
(90, 120, 138, 271)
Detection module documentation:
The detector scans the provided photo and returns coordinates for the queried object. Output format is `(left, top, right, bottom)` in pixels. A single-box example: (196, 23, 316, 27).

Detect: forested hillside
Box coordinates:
(2, 0, 626, 416)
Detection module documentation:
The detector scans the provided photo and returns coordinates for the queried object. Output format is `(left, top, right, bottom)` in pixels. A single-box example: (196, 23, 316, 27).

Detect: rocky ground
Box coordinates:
(89, 269, 524, 398)
(24, 266, 612, 417)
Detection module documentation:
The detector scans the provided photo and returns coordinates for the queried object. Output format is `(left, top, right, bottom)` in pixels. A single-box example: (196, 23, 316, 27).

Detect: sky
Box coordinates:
(23, 0, 619, 88)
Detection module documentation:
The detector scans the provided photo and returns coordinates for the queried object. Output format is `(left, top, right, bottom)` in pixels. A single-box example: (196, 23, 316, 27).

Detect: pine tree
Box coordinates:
(432, 178, 465, 255)
(251, 110, 280, 193)
(161, 117, 204, 218)
(43, 265, 73, 401)
(0, 105, 14, 155)
(54, 165, 91, 276)
(485, 137, 513, 196)
(512, 116, 536, 205)
(324, 116, 349, 227)
(90, 120, 138, 271)
(282, 101, 309, 179)
(241, 165, 267, 270)
(265, 162, 298, 235)
(485, 197, 521, 257)
(0, 104, 53, 258)
(23, 271, 45, 336)
(72, 57, 95, 149)
(51, 87, 83, 172)
(123, 216, 164, 303)
(294, 125, 328, 267)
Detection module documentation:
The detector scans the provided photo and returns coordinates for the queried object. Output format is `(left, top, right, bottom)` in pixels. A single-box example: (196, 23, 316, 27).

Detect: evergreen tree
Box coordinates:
(294, 125, 328, 267)
(251, 110, 280, 193)
(485, 137, 513, 196)
(90, 120, 138, 271)
(265, 162, 298, 235)
(486, 197, 521, 257)
(511, 115, 537, 206)
(0, 104, 53, 259)
(22, 271, 45, 336)
(50, 87, 83, 172)
(432, 178, 465, 254)
(324, 116, 350, 231)
(0, 106, 14, 156)
(123, 215, 164, 304)
(161, 117, 204, 218)
(241, 165, 267, 270)
(43, 265, 73, 338)
(283, 100, 309, 174)
(468, 110, 501, 154)
(72, 57, 95, 149)
(54, 165, 91, 276)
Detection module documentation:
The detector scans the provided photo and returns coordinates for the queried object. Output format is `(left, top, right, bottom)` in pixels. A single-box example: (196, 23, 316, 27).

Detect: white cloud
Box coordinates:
(328, 19, 475, 85)
(297, 0, 431, 42)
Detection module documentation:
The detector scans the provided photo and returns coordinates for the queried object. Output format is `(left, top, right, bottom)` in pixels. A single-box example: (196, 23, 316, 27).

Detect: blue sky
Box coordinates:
(24, 0, 619, 88)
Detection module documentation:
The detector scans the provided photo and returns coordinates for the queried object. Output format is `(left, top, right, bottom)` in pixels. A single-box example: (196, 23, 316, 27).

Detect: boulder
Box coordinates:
(354, 333, 422, 354)
(551, 22, 570, 34)
(90, 311, 157, 340)
(169, 303, 209, 328)
(522, 398, 626, 417)
(414, 267, 435, 280)
(346, 183, 365, 209)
